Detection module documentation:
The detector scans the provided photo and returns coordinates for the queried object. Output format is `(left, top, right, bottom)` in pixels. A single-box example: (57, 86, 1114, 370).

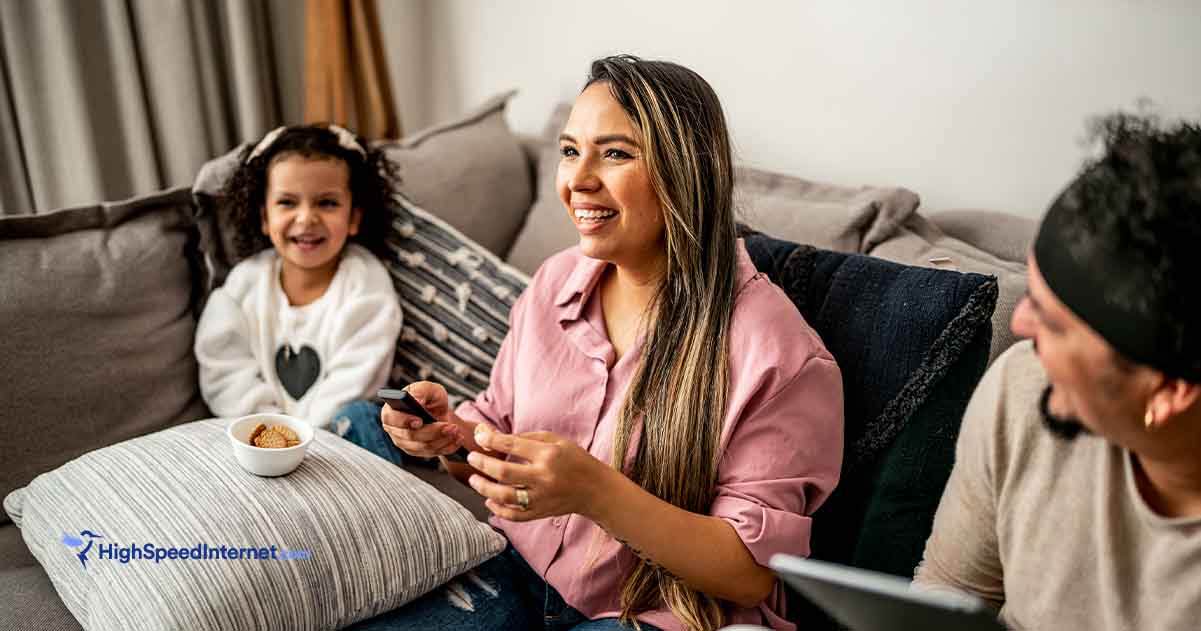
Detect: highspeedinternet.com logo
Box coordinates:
(59, 530, 312, 570)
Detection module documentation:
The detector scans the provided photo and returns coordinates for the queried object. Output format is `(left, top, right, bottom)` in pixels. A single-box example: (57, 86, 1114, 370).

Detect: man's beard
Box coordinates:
(1039, 386, 1091, 441)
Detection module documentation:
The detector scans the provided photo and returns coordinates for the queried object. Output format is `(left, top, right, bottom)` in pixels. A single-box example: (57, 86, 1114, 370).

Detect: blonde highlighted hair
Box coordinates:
(587, 55, 738, 631)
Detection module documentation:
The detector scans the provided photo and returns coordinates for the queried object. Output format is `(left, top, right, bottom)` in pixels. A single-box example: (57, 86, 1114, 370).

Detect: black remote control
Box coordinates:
(377, 388, 469, 462)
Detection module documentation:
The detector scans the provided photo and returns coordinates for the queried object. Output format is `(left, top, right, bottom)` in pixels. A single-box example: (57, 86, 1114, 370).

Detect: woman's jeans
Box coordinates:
(346, 545, 659, 631)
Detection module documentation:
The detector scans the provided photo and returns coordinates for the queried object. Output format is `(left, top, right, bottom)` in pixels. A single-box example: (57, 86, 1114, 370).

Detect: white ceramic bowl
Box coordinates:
(226, 413, 315, 477)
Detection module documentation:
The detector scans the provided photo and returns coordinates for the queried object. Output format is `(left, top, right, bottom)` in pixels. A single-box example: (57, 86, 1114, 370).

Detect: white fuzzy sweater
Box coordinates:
(195, 244, 402, 428)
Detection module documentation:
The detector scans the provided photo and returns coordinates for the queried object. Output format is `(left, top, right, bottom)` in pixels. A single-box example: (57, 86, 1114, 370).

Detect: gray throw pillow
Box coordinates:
(504, 103, 575, 275)
(3, 419, 505, 631)
(378, 91, 534, 260)
(0, 188, 210, 526)
(385, 194, 530, 407)
(928, 209, 1038, 264)
(734, 167, 921, 254)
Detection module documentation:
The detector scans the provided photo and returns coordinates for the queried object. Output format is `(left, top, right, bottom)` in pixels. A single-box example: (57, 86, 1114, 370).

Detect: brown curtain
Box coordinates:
(304, 0, 400, 140)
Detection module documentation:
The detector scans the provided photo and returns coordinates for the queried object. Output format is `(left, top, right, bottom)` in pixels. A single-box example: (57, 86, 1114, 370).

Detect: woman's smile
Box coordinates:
(572, 202, 620, 232)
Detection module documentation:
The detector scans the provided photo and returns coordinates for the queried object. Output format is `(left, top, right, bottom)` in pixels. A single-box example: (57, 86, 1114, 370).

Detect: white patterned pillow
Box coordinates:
(3, 419, 506, 631)
(385, 194, 531, 407)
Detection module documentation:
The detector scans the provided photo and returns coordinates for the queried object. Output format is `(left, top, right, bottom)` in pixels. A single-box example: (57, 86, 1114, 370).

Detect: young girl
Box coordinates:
(194, 124, 403, 434)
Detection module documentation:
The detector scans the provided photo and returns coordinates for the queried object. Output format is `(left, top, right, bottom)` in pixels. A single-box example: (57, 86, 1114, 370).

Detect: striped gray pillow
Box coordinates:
(4, 419, 506, 631)
(385, 194, 531, 408)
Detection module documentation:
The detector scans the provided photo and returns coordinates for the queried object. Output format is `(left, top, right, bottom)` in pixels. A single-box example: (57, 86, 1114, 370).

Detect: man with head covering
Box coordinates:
(914, 112, 1201, 630)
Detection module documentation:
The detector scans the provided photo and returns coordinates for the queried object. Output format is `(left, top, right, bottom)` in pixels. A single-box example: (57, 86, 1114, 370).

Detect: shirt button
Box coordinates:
(552, 517, 564, 527)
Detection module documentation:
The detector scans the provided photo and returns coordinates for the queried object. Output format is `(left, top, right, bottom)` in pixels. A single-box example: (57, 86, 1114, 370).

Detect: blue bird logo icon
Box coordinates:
(60, 530, 103, 569)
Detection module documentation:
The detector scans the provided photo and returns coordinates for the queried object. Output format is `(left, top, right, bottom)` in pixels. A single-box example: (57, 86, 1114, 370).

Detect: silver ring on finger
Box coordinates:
(515, 488, 530, 511)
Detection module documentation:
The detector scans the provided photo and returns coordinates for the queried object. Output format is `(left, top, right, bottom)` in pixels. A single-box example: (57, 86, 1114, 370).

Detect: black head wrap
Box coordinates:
(1034, 163, 1201, 382)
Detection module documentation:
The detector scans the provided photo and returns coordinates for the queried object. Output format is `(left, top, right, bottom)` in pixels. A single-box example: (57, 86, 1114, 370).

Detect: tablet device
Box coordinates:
(769, 554, 1005, 630)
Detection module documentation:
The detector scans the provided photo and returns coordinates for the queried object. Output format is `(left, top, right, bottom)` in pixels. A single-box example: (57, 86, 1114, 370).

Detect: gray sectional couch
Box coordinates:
(0, 92, 1037, 630)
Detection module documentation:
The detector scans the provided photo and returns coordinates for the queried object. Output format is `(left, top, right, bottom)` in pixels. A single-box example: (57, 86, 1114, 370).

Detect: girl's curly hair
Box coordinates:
(220, 124, 400, 260)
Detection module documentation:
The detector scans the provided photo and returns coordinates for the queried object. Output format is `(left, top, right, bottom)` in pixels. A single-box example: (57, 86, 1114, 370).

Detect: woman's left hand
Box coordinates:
(466, 426, 613, 522)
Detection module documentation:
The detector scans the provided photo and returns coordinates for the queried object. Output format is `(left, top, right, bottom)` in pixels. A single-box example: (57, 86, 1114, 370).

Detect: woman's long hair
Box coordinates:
(589, 55, 738, 631)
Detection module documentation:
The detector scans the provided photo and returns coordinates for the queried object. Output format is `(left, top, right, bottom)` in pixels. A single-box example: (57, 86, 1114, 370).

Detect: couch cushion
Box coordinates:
(0, 564, 81, 631)
(383, 194, 530, 408)
(194, 92, 534, 286)
(867, 214, 1028, 363)
(743, 231, 995, 580)
(5, 419, 505, 631)
(504, 101, 924, 274)
(2, 517, 79, 631)
(1, 523, 36, 569)
(0, 188, 210, 525)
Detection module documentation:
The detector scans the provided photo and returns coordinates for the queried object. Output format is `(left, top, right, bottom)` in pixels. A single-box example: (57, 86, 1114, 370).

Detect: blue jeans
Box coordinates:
(346, 545, 660, 631)
(331, 400, 413, 467)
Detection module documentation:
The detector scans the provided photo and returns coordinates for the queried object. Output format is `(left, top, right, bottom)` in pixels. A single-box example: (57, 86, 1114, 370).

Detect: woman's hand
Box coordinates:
(465, 426, 616, 522)
(380, 381, 466, 458)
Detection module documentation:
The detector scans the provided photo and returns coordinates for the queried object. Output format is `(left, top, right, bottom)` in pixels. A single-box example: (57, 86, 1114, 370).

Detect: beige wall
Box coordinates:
(376, 0, 428, 136)
(380, 0, 1201, 218)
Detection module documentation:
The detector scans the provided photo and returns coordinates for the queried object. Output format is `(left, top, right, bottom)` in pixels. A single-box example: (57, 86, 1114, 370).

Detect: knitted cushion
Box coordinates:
(742, 230, 997, 625)
(383, 194, 530, 407)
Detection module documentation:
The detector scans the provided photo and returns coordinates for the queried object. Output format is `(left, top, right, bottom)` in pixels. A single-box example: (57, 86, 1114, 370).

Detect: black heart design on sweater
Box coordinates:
(275, 345, 321, 400)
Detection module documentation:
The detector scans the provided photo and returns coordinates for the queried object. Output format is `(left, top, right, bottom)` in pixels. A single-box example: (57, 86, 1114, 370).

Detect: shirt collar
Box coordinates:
(553, 254, 609, 322)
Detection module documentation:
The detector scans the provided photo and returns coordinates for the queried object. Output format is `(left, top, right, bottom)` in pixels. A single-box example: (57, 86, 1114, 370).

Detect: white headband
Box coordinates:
(245, 124, 367, 163)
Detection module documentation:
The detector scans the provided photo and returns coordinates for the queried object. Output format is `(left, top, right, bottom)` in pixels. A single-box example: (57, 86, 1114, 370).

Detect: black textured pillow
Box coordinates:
(742, 230, 996, 624)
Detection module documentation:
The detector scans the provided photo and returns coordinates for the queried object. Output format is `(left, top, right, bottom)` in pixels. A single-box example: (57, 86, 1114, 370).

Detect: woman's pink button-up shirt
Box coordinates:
(455, 240, 843, 630)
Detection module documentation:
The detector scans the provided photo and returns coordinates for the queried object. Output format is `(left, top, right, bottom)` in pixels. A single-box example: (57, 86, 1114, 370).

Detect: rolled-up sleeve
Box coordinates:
(710, 354, 843, 565)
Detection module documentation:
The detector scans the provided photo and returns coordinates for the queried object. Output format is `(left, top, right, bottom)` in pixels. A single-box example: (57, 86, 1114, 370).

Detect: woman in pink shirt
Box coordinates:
(356, 55, 843, 631)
